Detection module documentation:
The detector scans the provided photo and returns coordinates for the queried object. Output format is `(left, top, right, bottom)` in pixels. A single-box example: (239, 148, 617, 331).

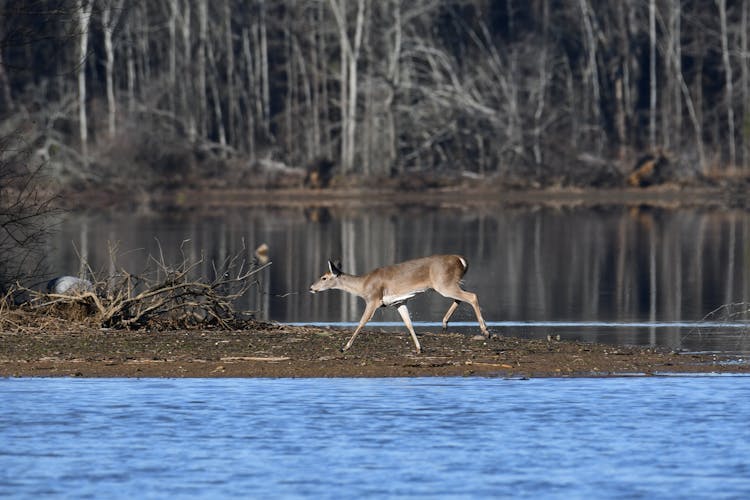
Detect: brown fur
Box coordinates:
(628, 152, 671, 187)
(310, 255, 488, 354)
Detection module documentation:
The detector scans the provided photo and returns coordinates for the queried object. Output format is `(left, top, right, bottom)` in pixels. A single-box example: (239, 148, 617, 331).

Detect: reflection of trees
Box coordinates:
(47, 205, 750, 350)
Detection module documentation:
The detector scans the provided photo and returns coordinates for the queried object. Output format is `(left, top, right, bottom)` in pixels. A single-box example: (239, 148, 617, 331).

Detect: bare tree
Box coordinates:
(241, 27, 256, 157)
(101, 0, 124, 140)
(197, 0, 208, 138)
(648, 0, 657, 149)
(578, 0, 602, 151)
(77, 0, 92, 162)
(329, 0, 366, 174)
(3, 0, 750, 190)
(0, 135, 58, 293)
(259, 0, 270, 135)
(667, 0, 683, 151)
(223, 0, 237, 146)
(742, 0, 749, 170)
(717, 0, 736, 168)
(0, 1, 13, 114)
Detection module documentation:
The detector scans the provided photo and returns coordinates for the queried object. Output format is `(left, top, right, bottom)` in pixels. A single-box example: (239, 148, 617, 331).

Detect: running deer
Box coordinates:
(309, 255, 489, 354)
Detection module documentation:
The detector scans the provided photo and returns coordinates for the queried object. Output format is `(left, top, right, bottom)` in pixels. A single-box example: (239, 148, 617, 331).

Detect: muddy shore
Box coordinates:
(68, 183, 749, 213)
(1, 321, 748, 378)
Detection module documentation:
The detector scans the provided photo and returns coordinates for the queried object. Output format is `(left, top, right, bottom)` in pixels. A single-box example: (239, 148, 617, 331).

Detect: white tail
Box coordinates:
(309, 255, 489, 354)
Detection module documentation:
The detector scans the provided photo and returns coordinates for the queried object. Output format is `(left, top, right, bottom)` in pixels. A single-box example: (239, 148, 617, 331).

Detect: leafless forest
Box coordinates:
(1, 0, 750, 188)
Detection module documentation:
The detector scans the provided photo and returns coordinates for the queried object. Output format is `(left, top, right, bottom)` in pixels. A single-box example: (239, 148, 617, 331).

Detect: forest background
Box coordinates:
(1, 0, 749, 195)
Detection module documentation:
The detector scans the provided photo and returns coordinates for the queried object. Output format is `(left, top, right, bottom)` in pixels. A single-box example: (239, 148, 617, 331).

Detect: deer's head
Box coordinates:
(309, 260, 343, 293)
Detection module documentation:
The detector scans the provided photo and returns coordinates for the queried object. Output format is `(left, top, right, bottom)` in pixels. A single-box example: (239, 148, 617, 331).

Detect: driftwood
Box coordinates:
(15, 242, 271, 330)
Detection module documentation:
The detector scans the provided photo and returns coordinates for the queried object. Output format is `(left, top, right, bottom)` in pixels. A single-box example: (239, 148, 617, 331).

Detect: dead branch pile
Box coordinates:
(11, 242, 271, 330)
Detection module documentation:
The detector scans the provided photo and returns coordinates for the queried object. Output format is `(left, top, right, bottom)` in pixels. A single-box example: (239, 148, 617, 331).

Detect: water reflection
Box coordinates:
(44, 204, 750, 353)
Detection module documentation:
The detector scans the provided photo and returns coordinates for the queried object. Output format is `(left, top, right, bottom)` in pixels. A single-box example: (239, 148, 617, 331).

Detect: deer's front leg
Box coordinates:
(342, 301, 379, 352)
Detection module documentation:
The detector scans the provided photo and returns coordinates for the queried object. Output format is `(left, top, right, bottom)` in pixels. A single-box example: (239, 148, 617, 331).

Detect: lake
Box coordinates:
(46, 203, 750, 354)
(1, 376, 749, 498)
(16, 204, 750, 497)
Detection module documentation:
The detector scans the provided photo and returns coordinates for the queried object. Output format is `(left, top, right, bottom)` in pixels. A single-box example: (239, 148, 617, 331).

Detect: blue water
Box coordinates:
(2, 377, 750, 499)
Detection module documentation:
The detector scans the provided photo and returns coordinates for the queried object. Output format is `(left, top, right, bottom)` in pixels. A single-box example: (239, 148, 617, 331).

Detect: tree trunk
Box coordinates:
(347, 0, 365, 172)
(308, 8, 321, 159)
(671, 43, 706, 170)
(293, 27, 313, 160)
(259, 0, 270, 134)
(197, 0, 208, 138)
(649, 0, 657, 149)
(207, 39, 227, 152)
(329, 0, 366, 173)
(670, 0, 682, 149)
(387, 0, 402, 174)
(533, 0, 549, 166)
(361, 3, 372, 175)
(284, 16, 294, 160)
(77, 0, 92, 163)
(241, 28, 256, 158)
(331, 0, 349, 172)
(717, 0, 736, 168)
(0, 9, 13, 113)
(224, 0, 236, 147)
(318, 1, 331, 159)
(578, 0, 601, 151)
(126, 15, 135, 114)
(101, 0, 121, 140)
(137, 3, 150, 86)
(169, 0, 178, 127)
(742, 0, 749, 169)
(180, 0, 195, 141)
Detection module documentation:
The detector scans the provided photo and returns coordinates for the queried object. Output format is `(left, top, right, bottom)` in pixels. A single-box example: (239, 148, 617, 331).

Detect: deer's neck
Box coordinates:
(336, 273, 368, 298)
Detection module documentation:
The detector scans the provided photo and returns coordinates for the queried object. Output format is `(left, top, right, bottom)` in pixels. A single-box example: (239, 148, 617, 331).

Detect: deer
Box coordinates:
(309, 255, 489, 354)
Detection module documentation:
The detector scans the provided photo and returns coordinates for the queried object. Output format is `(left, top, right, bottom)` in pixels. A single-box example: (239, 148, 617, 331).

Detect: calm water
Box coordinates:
(1, 377, 750, 498)
(46, 204, 750, 353)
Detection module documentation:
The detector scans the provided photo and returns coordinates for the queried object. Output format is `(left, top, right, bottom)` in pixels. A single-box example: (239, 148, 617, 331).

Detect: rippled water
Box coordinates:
(2, 377, 750, 498)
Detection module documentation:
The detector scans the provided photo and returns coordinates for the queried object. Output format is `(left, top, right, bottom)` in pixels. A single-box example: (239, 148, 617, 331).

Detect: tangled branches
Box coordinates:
(682, 302, 750, 352)
(0, 131, 59, 294)
(17, 242, 271, 330)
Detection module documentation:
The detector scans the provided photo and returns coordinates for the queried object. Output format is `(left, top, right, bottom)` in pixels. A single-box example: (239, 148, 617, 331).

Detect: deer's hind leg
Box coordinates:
(435, 285, 489, 338)
(441, 300, 460, 333)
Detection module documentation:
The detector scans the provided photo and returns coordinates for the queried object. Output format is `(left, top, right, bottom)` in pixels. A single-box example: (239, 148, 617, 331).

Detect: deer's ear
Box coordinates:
(328, 260, 342, 277)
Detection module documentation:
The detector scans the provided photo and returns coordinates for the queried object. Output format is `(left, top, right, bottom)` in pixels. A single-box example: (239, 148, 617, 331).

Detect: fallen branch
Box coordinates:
(15, 241, 272, 330)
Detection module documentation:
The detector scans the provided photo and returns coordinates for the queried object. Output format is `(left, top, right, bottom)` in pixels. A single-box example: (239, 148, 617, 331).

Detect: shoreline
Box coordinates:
(65, 184, 746, 212)
(1, 323, 748, 378)
(12, 184, 749, 378)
